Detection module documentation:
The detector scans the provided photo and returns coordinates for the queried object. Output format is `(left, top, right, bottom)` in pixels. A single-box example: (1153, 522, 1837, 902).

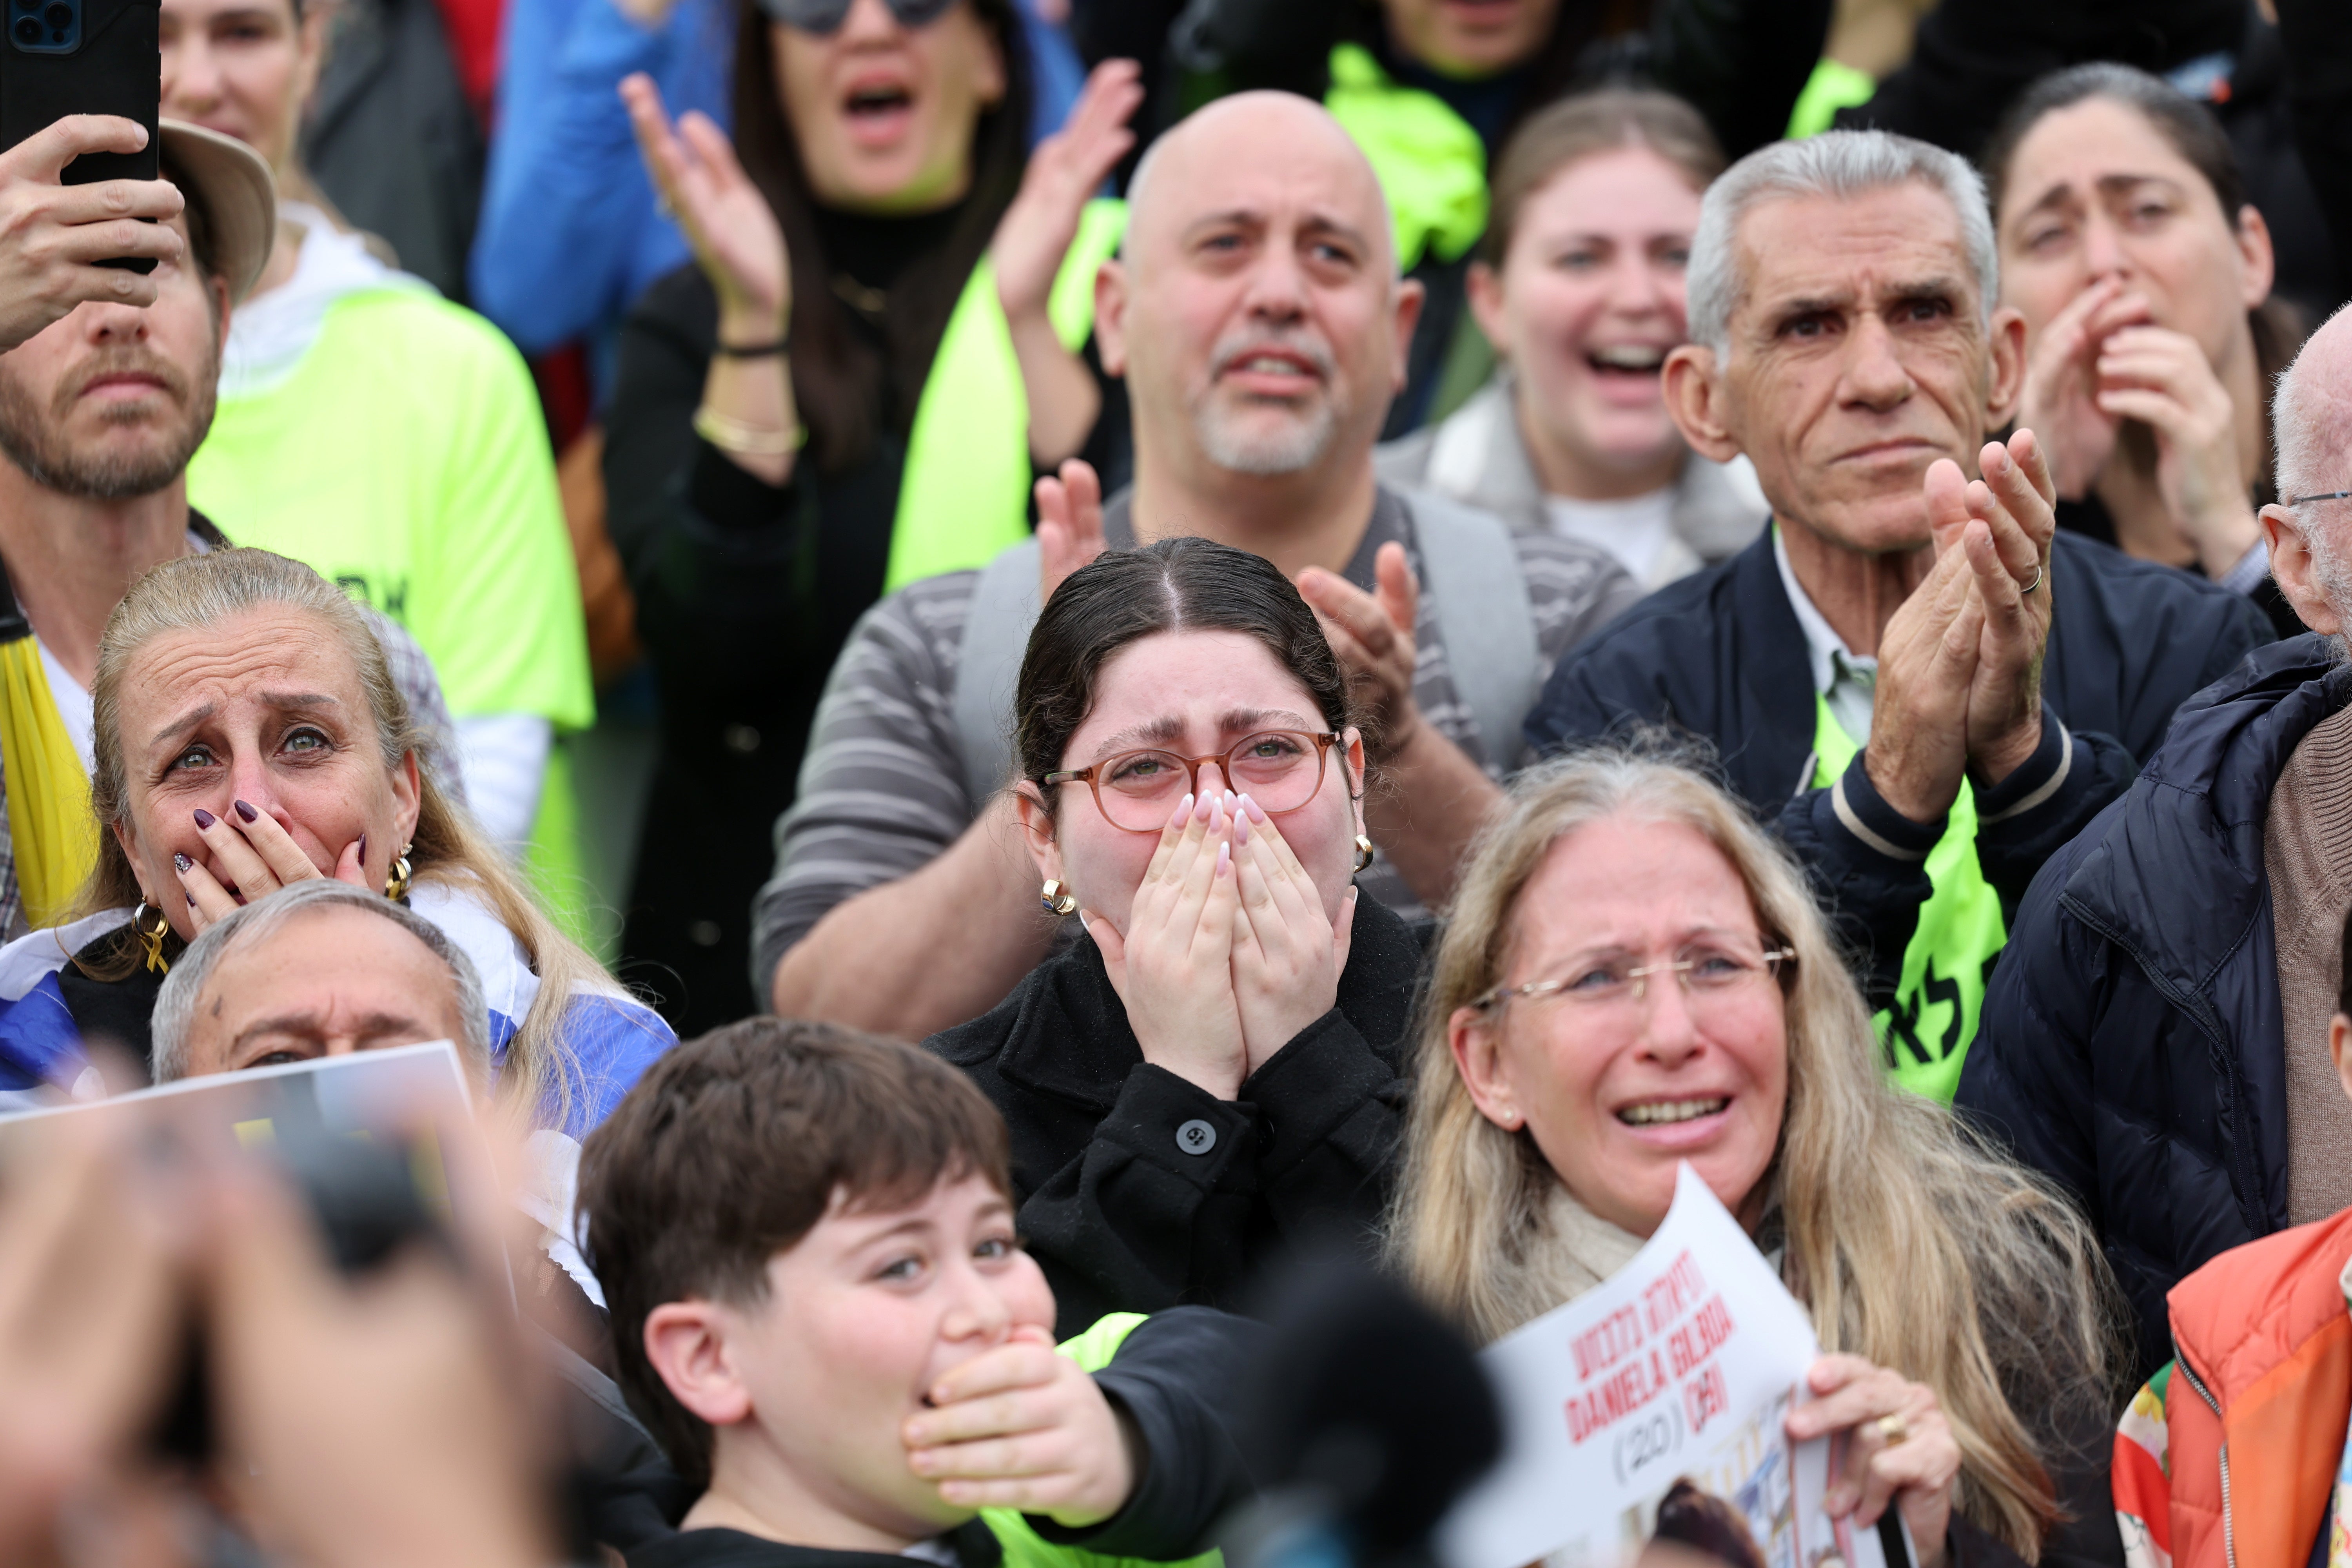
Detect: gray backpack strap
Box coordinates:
(951, 538, 1044, 809)
(1396, 486, 1541, 771)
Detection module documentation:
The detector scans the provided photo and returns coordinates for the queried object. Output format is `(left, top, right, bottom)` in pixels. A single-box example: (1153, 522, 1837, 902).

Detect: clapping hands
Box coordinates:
(1082, 787, 1357, 1100)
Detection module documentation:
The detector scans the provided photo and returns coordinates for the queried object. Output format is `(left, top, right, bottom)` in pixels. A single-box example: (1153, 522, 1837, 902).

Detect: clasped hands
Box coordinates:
(1080, 788, 1359, 1102)
(1863, 430, 2059, 826)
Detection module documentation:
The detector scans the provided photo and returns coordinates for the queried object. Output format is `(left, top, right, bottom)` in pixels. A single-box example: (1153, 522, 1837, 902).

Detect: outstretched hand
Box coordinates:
(1037, 458, 1107, 604)
(1298, 543, 1423, 760)
(993, 59, 1140, 327)
(621, 72, 788, 339)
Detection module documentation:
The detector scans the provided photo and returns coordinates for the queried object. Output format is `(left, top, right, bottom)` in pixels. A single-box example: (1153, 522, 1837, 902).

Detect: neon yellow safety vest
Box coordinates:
(985, 1312, 1223, 1568)
(1809, 696, 2007, 1102)
(1323, 43, 1490, 273)
(1785, 58, 1878, 140)
(884, 198, 1131, 593)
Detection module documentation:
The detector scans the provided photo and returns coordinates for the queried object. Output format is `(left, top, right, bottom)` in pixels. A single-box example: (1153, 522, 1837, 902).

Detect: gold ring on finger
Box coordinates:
(1875, 1412, 1910, 1446)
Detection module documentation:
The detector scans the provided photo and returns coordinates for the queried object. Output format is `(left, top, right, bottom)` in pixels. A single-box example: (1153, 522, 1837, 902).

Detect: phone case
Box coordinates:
(0, 0, 161, 185)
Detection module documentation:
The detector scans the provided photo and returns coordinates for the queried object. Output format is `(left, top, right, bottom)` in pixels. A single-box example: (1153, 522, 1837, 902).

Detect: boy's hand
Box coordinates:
(902, 1325, 1139, 1528)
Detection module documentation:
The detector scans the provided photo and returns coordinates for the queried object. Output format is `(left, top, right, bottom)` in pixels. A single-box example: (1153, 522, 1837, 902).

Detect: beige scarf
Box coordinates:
(1483, 1181, 1653, 1340)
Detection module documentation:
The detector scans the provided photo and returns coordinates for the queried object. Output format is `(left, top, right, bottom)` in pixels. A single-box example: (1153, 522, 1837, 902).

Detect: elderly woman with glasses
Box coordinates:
(926, 538, 1422, 1338)
(1392, 745, 2128, 1568)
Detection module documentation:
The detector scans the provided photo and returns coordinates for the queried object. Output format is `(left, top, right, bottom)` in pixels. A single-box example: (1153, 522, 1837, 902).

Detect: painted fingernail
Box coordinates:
(359, 832, 369, 864)
(1217, 840, 1231, 874)
(186, 893, 196, 906)
(1235, 809, 1250, 844)
(174, 852, 192, 872)
(1194, 791, 1213, 824)
(1173, 793, 1193, 827)
(192, 808, 215, 829)
(1242, 792, 1267, 823)
(233, 799, 258, 823)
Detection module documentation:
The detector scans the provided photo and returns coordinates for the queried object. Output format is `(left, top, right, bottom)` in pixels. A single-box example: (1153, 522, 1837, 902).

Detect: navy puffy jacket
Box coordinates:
(1957, 637, 2352, 1378)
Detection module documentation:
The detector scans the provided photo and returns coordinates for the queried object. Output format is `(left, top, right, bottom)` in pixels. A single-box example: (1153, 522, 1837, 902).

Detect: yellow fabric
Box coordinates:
(0, 637, 96, 929)
(985, 1312, 1223, 1568)
(884, 198, 1129, 593)
(1323, 42, 1489, 271)
(1785, 58, 1878, 140)
(1810, 695, 2006, 1102)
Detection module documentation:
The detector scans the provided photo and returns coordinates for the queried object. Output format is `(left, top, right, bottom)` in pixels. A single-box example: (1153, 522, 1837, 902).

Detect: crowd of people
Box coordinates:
(5, 0, 2352, 1564)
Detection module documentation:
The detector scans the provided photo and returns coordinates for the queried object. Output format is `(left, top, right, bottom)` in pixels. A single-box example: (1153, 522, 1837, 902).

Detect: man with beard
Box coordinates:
(751, 91, 1638, 1039)
(0, 120, 462, 942)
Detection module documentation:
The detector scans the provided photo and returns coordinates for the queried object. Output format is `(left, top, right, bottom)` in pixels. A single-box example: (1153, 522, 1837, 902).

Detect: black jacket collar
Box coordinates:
(984, 895, 1423, 1112)
(1720, 530, 1820, 806)
(2062, 633, 2352, 989)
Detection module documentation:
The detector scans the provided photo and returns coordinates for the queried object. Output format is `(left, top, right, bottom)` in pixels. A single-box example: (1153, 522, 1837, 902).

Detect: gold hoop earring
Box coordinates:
(1352, 835, 1375, 875)
(384, 847, 414, 902)
(132, 901, 172, 974)
(1040, 878, 1078, 917)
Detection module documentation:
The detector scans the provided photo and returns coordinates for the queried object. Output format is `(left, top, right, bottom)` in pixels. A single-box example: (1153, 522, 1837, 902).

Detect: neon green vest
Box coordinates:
(985, 1313, 1223, 1568)
(1784, 58, 1878, 140)
(1323, 43, 1489, 273)
(1809, 697, 2007, 1102)
(884, 198, 1130, 593)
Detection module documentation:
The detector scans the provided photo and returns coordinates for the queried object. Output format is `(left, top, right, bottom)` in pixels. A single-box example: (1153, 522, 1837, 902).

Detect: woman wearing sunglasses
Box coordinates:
(927, 538, 1423, 1338)
(604, 0, 1139, 1032)
(1392, 747, 2127, 1568)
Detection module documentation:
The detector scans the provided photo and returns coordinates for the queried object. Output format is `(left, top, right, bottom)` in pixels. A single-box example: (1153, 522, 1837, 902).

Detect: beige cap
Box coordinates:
(156, 119, 277, 303)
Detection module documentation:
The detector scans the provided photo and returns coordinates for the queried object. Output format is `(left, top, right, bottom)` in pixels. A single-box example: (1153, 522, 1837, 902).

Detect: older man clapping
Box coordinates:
(1524, 130, 2272, 1102)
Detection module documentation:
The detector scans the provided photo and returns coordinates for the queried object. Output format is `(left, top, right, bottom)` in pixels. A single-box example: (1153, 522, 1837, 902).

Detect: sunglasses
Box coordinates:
(753, 0, 957, 34)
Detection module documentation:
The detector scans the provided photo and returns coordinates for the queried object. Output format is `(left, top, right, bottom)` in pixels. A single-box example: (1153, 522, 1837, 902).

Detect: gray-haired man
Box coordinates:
(1522, 130, 2272, 1100)
(151, 878, 488, 1085)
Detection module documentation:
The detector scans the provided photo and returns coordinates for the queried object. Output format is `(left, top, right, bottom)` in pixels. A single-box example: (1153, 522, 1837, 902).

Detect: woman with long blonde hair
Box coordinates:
(1392, 744, 2123, 1568)
(0, 548, 672, 1148)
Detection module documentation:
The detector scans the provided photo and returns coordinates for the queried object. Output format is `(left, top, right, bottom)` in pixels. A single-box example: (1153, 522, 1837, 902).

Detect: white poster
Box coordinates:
(1441, 1164, 1900, 1568)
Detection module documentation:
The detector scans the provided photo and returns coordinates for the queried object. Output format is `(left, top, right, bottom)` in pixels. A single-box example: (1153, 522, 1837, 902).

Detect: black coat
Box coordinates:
(1958, 637, 2348, 1378)
(927, 898, 1420, 1340)
(1523, 531, 2272, 1029)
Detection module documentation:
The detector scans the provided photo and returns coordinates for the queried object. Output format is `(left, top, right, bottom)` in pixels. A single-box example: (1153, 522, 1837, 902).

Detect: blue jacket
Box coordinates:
(468, 0, 1085, 374)
(1957, 637, 2352, 1379)
(1523, 530, 2273, 1028)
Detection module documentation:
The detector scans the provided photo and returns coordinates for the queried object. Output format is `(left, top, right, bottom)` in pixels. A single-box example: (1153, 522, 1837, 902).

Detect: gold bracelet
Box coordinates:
(693, 404, 805, 458)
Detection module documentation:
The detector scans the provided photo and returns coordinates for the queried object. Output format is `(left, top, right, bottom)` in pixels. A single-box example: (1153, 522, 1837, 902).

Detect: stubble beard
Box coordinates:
(0, 340, 220, 502)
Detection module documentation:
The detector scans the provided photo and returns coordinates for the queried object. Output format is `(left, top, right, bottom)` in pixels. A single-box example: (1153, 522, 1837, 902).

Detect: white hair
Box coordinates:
(151, 878, 491, 1083)
(2272, 301, 2352, 658)
(1686, 129, 1998, 354)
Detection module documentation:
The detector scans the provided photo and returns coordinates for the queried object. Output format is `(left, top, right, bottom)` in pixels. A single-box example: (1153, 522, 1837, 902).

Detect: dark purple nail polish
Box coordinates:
(234, 799, 258, 823)
(174, 853, 191, 872)
(193, 808, 215, 829)
(359, 833, 369, 864)
(186, 893, 196, 906)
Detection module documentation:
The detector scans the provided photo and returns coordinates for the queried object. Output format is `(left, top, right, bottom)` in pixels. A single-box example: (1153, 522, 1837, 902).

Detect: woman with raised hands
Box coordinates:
(1983, 62, 2308, 637)
(926, 537, 1423, 1339)
(1392, 746, 2127, 1568)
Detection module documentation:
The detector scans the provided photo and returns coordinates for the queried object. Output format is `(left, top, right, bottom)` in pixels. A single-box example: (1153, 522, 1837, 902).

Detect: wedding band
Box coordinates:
(2022, 563, 2044, 594)
(1875, 1412, 1910, 1445)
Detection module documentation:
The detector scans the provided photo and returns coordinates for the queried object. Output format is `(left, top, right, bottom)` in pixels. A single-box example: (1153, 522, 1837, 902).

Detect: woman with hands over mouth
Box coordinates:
(927, 539, 1423, 1339)
(1983, 63, 2309, 636)
(1392, 747, 2129, 1568)
(0, 549, 674, 1142)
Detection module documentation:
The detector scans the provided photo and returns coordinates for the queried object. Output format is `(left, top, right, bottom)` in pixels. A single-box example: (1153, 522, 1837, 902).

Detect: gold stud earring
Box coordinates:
(1352, 835, 1375, 875)
(1040, 878, 1078, 916)
(131, 901, 172, 974)
(384, 846, 414, 902)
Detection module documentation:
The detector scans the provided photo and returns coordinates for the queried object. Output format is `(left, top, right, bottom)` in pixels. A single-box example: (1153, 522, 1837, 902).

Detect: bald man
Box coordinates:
(1961, 302, 2352, 1376)
(753, 92, 1639, 1040)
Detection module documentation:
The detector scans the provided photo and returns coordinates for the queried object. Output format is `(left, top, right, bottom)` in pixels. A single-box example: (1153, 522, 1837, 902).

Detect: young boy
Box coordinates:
(579, 1018, 1254, 1568)
(2112, 902, 2352, 1568)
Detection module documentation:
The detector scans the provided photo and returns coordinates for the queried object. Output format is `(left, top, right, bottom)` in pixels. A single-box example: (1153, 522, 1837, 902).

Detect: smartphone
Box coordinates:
(0, 0, 161, 270)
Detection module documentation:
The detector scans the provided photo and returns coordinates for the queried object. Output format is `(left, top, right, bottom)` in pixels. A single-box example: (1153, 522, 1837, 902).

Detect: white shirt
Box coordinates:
(1541, 486, 1680, 584)
(34, 637, 93, 776)
(1772, 524, 1878, 748)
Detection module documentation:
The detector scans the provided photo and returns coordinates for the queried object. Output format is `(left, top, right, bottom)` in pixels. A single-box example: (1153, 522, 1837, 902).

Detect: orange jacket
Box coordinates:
(2167, 1205, 2352, 1568)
